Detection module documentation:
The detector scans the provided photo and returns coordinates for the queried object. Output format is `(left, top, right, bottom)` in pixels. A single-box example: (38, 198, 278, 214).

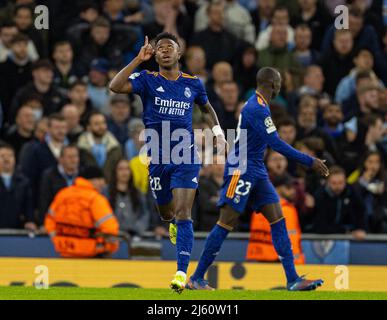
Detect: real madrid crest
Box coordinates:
(184, 87, 192, 98)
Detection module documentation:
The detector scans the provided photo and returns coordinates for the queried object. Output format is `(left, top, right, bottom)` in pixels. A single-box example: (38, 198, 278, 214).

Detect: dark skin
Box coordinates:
(219, 67, 330, 228)
(110, 36, 226, 221)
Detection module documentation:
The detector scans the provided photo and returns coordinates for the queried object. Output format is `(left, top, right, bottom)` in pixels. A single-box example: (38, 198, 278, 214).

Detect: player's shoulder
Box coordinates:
(129, 70, 157, 80)
(243, 94, 268, 115)
(181, 72, 198, 80)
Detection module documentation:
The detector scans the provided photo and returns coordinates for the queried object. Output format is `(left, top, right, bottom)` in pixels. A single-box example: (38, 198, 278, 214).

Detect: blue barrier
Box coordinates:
(2, 235, 387, 265)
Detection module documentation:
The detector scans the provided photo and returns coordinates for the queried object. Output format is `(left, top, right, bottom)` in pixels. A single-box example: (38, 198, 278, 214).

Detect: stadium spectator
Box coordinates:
(3, 105, 35, 159)
(291, 0, 332, 50)
(33, 117, 48, 142)
(194, 0, 255, 43)
(255, 6, 295, 51)
(258, 24, 301, 74)
(247, 173, 305, 264)
(297, 136, 334, 195)
(335, 48, 384, 104)
(73, 17, 124, 72)
(233, 45, 259, 98)
(342, 81, 380, 120)
(0, 144, 35, 230)
(196, 154, 224, 231)
(184, 46, 208, 84)
(38, 145, 80, 226)
(313, 166, 366, 239)
(123, 0, 154, 26)
(107, 95, 131, 146)
(87, 58, 112, 113)
(102, 0, 128, 25)
(68, 80, 95, 127)
(216, 81, 241, 131)
(13, 4, 46, 58)
(143, 0, 192, 45)
(296, 96, 337, 160)
(9, 59, 65, 123)
(44, 165, 119, 258)
(19, 113, 68, 205)
(249, 0, 276, 36)
(277, 117, 298, 174)
(0, 21, 38, 63)
(190, 1, 239, 69)
(61, 104, 84, 144)
(109, 159, 152, 236)
(293, 65, 330, 117)
(319, 29, 354, 96)
(266, 149, 288, 179)
(69, 1, 99, 26)
(350, 151, 387, 233)
(292, 24, 320, 68)
(206, 61, 233, 107)
(77, 111, 122, 182)
(125, 118, 145, 160)
(322, 103, 345, 140)
(0, 33, 32, 121)
(52, 41, 85, 91)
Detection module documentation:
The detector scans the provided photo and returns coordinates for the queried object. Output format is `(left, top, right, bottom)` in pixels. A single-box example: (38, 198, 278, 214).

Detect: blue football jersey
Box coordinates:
(129, 70, 207, 131)
(226, 91, 314, 179)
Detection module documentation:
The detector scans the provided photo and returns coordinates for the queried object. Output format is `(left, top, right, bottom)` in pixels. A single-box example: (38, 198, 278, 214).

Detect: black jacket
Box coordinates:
(0, 171, 33, 228)
(19, 140, 58, 208)
(313, 185, 365, 234)
(38, 165, 76, 226)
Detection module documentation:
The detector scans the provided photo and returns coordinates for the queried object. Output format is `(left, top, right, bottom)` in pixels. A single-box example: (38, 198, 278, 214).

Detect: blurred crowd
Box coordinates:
(0, 0, 387, 239)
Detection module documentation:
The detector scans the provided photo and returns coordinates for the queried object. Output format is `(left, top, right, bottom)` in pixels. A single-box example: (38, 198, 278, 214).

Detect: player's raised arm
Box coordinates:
(109, 36, 154, 94)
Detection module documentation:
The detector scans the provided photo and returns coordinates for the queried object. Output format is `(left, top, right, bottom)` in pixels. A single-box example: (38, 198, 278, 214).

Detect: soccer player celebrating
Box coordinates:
(187, 67, 329, 291)
(109, 33, 226, 293)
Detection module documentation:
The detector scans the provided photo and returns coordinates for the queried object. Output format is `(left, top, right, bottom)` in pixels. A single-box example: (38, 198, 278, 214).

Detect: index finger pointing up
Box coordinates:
(144, 36, 148, 46)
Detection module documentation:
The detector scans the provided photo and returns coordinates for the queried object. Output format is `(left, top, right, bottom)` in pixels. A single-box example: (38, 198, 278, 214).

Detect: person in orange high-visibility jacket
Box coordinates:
(247, 174, 305, 264)
(45, 166, 119, 258)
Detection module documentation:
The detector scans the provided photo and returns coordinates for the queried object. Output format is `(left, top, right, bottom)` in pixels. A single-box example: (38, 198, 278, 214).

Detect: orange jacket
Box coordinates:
(44, 177, 119, 258)
(246, 198, 305, 264)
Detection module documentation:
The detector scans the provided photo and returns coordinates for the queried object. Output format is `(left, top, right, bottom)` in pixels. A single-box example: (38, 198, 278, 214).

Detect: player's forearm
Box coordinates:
(109, 57, 142, 93)
(270, 137, 314, 167)
(201, 103, 221, 131)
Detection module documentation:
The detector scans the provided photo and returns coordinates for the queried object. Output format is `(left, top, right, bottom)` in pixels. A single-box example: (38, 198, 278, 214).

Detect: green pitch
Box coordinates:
(0, 287, 387, 300)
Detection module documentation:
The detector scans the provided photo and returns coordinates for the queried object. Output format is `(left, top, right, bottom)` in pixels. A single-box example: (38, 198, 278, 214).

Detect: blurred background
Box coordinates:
(0, 0, 387, 269)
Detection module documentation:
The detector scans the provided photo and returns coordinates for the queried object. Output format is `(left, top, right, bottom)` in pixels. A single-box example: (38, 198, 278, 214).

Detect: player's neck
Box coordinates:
(159, 67, 180, 81)
(256, 87, 271, 104)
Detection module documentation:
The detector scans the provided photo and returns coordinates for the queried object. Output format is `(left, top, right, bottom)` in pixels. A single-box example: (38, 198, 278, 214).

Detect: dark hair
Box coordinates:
(60, 145, 79, 157)
(48, 113, 66, 126)
(53, 40, 72, 52)
(69, 80, 87, 90)
(0, 21, 17, 30)
(0, 143, 15, 154)
(86, 110, 105, 125)
(31, 59, 54, 72)
(14, 4, 33, 16)
(276, 117, 296, 129)
(329, 165, 346, 177)
(108, 159, 140, 212)
(154, 32, 180, 47)
(10, 33, 29, 45)
(91, 16, 110, 29)
(359, 151, 384, 181)
(356, 70, 372, 83)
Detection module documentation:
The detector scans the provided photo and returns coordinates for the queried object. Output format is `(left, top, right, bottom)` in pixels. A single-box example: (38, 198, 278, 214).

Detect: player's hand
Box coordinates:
(137, 36, 154, 62)
(312, 158, 329, 177)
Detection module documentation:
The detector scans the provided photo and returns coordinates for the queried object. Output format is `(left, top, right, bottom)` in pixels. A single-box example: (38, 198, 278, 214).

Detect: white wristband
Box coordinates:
(212, 125, 224, 137)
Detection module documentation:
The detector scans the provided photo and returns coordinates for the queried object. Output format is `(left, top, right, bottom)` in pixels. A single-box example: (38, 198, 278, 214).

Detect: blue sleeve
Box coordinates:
(128, 70, 147, 96)
(194, 79, 209, 106)
(249, 109, 314, 167)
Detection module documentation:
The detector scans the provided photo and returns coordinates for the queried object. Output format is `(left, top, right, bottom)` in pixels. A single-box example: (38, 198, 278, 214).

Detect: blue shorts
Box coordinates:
(148, 163, 200, 206)
(217, 169, 279, 213)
